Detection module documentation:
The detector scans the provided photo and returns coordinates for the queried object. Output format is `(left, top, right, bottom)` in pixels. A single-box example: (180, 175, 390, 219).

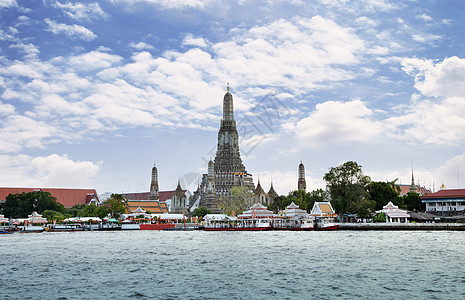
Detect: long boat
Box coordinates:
(203, 218, 272, 231)
(46, 223, 84, 232)
(18, 226, 45, 233)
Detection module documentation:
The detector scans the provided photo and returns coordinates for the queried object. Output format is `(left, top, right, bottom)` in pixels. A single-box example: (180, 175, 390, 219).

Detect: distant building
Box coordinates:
(121, 164, 187, 214)
(421, 188, 465, 214)
(376, 201, 410, 223)
(396, 167, 431, 196)
(310, 202, 337, 218)
(0, 187, 100, 208)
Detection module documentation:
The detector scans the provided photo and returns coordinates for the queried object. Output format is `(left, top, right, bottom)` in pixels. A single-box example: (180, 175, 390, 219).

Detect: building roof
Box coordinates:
(310, 202, 337, 217)
(421, 189, 465, 200)
(376, 201, 409, 218)
(122, 190, 184, 202)
(126, 200, 168, 214)
(0, 187, 99, 208)
(397, 184, 431, 196)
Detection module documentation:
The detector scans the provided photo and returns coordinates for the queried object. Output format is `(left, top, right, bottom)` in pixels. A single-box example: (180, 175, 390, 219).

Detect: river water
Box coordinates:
(1, 230, 464, 299)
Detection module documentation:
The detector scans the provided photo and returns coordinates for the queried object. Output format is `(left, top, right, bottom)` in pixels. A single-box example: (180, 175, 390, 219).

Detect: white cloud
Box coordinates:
(435, 151, 465, 189)
(412, 33, 441, 43)
(182, 34, 208, 48)
(67, 50, 123, 71)
(44, 18, 97, 41)
(0, 101, 15, 115)
(129, 42, 155, 51)
(8, 42, 40, 59)
(0, 115, 58, 153)
(402, 56, 465, 98)
(285, 100, 383, 147)
(0, 0, 17, 8)
(109, 0, 216, 9)
(31, 154, 102, 188)
(0, 154, 101, 188)
(48, 1, 107, 22)
(415, 14, 433, 22)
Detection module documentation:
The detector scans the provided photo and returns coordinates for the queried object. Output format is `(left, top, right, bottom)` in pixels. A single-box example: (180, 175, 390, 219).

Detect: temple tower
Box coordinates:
(213, 84, 255, 195)
(200, 84, 255, 212)
(149, 163, 159, 200)
(298, 161, 306, 191)
(409, 164, 417, 194)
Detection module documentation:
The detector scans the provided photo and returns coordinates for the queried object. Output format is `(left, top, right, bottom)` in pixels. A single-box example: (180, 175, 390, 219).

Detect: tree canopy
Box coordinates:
(218, 186, 254, 216)
(276, 189, 326, 213)
(193, 206, 212, 218)
(323, 161, 374, 217)
(1, 191, 65, 218)
(102, 194, 128, 218)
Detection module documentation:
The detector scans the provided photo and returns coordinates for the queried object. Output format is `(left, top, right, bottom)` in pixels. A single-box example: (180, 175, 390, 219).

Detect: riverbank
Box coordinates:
(339, 222, 465, 230)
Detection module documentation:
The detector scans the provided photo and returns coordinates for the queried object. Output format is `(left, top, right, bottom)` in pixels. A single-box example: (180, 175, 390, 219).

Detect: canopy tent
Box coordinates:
(0, 214, 9, 224)
(159, 213, 185, 220)
(203, 214, 230, 221)
(27, 211, 47, 224)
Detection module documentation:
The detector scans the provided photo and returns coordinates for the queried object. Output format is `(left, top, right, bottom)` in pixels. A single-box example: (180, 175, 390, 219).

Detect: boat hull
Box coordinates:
(140, 224, 176, 230)
(204, 227, 272, 231)
(317, 224, 339, 231)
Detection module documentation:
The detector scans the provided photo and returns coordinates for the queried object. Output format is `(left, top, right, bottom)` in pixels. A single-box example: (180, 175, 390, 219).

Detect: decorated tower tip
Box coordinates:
(227, 82, 229, 92)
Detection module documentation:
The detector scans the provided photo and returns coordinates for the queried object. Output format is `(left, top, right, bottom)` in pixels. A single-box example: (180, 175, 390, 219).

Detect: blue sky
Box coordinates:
(1, 0, 465, 196)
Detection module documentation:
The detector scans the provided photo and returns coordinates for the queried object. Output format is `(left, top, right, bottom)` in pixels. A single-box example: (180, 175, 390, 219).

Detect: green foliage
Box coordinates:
(324, 161, 374, 216)
(219, 186, 254, 215)
(96, 206, 111, 219)
(78, 204, 99, 217)
(373, 212, 386, 223)
(42, 210, 65, 222)
(102, 193, 128, 218)
(1, 191, 64, 218)
(401, 192, 423, 211)
(193, 206, 212, 218)
(67, 204, 86, 217)
(369, 181, 400, 210)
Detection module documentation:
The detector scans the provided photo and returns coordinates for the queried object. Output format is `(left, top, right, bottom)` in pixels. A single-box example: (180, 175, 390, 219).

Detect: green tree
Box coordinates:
(42, 210, 65, 222)
(2, 191, 64, 218)
(96, 206, 111, 219)
(402, 192, 423, 211)
(323, 161, 374, 216)
(218, 186, 254, 215)
(368, 181, 400, 210)
(103, 194, 128, 218)
(373, 212, 386, 223)
(67, 204, 86, 217)
(78, 204, 99, 217)
(193, 206, 212, 218)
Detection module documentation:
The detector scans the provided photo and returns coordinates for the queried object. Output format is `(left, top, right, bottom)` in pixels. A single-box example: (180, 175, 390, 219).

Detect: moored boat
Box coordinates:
(18, 226, 45, 233)
(46, 223, 84, 232)
(315, 217, 339, 231)
(203, 217, 272, 231)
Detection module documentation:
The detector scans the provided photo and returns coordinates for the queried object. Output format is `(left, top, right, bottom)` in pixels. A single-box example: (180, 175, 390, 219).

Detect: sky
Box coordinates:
(1, 0, 465, 197)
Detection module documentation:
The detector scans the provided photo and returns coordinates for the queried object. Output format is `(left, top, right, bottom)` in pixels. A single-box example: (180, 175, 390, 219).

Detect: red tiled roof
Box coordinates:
(0, 187, 99, 208)
(421, 189, 465, 199)
(122, 190, 185, 202)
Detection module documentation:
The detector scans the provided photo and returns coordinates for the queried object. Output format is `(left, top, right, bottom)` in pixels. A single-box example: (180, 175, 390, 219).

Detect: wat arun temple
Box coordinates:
(193, 85, 282, 213)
